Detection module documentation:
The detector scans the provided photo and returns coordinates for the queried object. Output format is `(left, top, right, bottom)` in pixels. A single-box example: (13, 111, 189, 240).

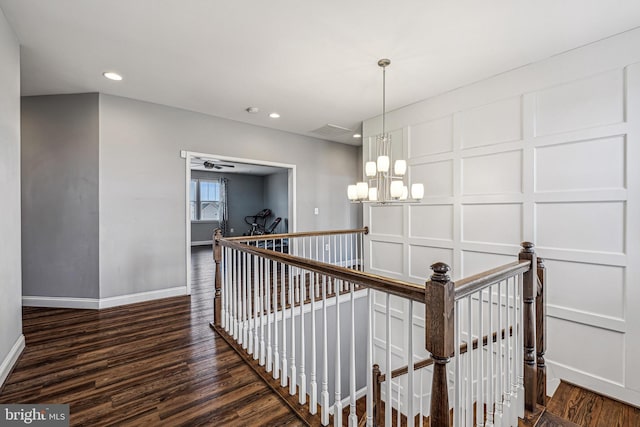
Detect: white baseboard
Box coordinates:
(191, 240, 213, 246)
(99, 286, 187, 309)
(22, 286, 188, 310)
(0, 334, 25, 387)
(22, 296, 99, 309)
(548, 360, 640, 407)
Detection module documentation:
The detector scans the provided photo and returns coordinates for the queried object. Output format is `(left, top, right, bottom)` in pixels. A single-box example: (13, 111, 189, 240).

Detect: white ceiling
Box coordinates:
(2, 1, 640, 145)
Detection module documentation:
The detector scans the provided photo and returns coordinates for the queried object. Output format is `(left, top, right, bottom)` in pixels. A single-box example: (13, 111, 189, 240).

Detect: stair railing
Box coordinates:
(211, 229, 545, 427)
(425, 242, 545, 427)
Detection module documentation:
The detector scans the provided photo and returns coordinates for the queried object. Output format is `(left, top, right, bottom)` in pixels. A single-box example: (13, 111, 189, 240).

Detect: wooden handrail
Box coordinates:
(218, 238, 425, 302)
(377, 327, 513, 383)
(454, 260, 531, 299)
(223, 226, 369, 242)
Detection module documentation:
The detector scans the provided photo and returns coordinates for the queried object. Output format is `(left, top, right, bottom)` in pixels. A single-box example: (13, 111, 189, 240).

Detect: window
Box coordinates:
(190, 178, 221, 221)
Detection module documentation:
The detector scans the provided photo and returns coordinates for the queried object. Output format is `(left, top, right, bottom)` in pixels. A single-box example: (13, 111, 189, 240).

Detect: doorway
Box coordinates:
(181, 150, 296, 295)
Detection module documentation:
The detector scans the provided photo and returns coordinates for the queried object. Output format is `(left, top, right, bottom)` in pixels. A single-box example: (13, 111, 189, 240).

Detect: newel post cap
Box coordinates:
(430, 262, 451, 282)
(520, 241, 535, 253)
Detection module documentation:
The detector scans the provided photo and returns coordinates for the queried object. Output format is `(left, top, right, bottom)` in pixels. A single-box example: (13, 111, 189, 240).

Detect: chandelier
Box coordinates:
(348, 59, 424, 204)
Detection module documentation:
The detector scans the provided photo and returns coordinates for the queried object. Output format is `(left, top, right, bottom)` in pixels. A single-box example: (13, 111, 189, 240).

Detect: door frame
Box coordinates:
(181, 150, 296, 295)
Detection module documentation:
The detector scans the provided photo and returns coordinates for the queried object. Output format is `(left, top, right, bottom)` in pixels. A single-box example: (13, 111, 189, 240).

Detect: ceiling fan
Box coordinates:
(203, 160, 235, 170)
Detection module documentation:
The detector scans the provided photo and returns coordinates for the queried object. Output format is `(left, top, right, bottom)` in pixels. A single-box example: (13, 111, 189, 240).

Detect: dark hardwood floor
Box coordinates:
(546, 381, 640, 427)
(0, 245, 301, 426)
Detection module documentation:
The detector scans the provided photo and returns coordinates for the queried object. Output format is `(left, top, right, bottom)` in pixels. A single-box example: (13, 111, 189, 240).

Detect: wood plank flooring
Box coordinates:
(546, 381, 640, 427)
(0, 246, 301, 426)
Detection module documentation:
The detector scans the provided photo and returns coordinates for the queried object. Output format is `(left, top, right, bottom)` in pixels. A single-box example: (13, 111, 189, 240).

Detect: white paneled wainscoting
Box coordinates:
(363, 28, 640, 407)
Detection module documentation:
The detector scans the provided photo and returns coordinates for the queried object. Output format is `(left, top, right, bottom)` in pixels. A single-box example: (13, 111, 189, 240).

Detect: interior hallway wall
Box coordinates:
(0, 6, 23, 387)
(98, 94, 361, 299)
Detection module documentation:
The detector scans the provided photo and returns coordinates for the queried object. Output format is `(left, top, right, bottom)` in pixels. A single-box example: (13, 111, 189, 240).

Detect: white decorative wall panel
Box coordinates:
(363, 32, 640, 404)
(409, 245, 454, 281)
(534, 70, 624, 137)
(370, 204, 404, 236)
(411, 160, 453, 197)
(461, 251, 515, 278)
(536, 202, 625, 253)
(460, 96, 522, 148)
(409, 204, 453, 240)
(409, 116, 453, 157)
(547, 317, 624, 385)
(545, 259, 624, 319)
(535, 136, 625, 192)
(462, 150, 523, 195)
(370, 240, 403, 274)
(462, 203, 522, 245)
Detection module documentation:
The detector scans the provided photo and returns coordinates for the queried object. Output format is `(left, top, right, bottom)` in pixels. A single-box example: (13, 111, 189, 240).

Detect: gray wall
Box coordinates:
(264, 171, 289, 234)
(191, 170, 267, 240)
(0, 7, 22, 384)
(99, 94, 361, 299)
(21, 93, 100, 298)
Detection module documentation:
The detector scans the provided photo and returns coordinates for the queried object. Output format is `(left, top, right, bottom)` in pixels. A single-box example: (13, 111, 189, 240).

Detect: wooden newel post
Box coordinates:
(519, 242, 538, 413)
(536, 257, 547, 406)
(213, 228, 223, 328)
(425, 262, 455, 427)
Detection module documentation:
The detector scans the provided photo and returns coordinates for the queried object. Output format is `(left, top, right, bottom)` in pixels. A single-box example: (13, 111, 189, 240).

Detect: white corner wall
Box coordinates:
(98, 94, 361, 299)
(0, 7, 24, 386)
(364, 28, 640, 406)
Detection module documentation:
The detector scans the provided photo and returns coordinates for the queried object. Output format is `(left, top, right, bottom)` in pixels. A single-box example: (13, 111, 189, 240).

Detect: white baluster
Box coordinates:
(408, 300, 415, 427)
(281, 257, 288, 388)
(242, 251, 248, 349)
(253, 254, 259, 360)
(273, 256, 279, 380)
(290, 268, 297, 395)
(495, 280, 504, 427)
(419, 368, 424, 427)
(487, 284, 495, 427)
(334, 282, 342, 427)
(260, 257, 266, 365)
(455, 299, 462, 424)
(321, 274, 329, 426)
(310, 272, 318, 414)
(517, 273, 525, 419)
(511, 277, 520, 425)
(385, 293, 392, 427)
(299, 269, 307, 404)
(349, 281, 357, 426)
(366, 288, 373, 427)
(478, 289, 485, 427)
(266, 257, 272, 372)
(466, 295, 473, 427)
(504, 278, 512, 423)
(397, 380, 401, 427)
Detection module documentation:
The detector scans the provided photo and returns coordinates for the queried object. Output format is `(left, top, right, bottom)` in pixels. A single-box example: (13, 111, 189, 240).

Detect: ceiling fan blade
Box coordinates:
(219, 164, 235, 168)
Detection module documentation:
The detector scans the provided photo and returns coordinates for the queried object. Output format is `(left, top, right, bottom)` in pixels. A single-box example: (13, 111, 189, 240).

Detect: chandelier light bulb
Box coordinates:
(356, 182, 369, 200)
(347, 185, 358, 201)
(365, 161, 377, 177)
(390, 181, 403, 199)
(377, 155, 390, 173)
(400, 186, 408, 200)
(394, 160, 407, 176)
(368, 187, 378, 201)
(411, 183, 424, 200)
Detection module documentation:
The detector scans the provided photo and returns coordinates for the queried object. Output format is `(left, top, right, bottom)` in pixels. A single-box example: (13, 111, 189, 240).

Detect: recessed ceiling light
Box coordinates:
(246, 107, 259, 113)
(269, 112, 280, 119)
(103, 71, 123, 81)
(353, 133, 362, 138)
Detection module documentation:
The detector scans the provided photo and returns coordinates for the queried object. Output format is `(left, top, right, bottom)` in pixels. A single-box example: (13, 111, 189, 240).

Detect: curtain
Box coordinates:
(219, 178, 229, 236)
